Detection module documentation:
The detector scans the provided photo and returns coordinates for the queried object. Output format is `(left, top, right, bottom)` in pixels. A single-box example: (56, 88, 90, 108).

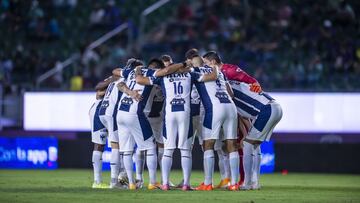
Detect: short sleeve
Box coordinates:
(149, 76, 161, 85)
(122, 67, 132, 79)
(146, 69, 156, 77)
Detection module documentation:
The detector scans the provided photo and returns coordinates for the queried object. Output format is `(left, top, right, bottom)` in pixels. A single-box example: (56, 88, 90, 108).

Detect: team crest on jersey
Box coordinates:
(119, 97, 134, 112)
(170, 98, 185, 112)
(215, 92, 231, 103)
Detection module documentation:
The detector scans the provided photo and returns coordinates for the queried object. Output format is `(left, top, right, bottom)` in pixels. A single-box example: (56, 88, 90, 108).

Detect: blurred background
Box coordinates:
(0, 0, 359, 173)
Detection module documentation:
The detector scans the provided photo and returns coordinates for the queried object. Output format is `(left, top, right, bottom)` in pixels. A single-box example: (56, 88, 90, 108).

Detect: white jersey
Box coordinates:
(229, 80, 274, 119)
(151, 72, 198, 114)
(99, 79, 123, 117)
(118, 68, 156, 115)
(190, 85, 201, 117)
(193, 66, 233, 106)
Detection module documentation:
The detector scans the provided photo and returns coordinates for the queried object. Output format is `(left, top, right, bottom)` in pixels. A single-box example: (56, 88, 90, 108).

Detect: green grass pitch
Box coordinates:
(0, 169, 359, 203)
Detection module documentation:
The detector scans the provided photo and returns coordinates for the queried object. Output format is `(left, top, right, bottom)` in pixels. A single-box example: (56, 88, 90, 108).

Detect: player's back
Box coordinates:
(229, 80, 274, 119)
(154, 72, 193, 113)
(193, 66, 234, 109)
(99, 79, 123, 116)
(119, 68, 155, 115)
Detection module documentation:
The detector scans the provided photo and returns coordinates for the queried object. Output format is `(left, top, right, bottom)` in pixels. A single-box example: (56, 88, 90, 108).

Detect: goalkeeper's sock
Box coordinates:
(92, 150, 103, 184)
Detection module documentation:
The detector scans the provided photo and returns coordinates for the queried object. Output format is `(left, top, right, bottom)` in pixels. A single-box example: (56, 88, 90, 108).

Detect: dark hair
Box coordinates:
(161, 54, 172, 62)
(203, 51, 222, 63)
(185, 48, 199, 59)
(126, 58, 144, 68)
(148, 58, 165, 69)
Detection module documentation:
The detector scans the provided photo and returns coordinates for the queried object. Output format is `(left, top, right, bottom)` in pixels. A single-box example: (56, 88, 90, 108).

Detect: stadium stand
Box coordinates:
(1, 0, 359, 93)
(0, 0, 359, 128)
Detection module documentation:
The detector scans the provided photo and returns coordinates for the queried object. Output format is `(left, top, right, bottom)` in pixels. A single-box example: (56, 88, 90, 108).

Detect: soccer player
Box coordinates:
(89, 88, 108, 189)
(116, 60, 186, 190)
(185, 49, 240, 191)
(135, 56, 216, 191)
(133, 58, 166, 188)
(98, 60, 145, 188)
(228, 80, 283, 190)
(203, 51, 261, 187)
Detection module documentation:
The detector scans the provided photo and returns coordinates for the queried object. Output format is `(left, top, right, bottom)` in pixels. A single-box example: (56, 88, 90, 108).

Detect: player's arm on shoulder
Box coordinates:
(226, 82, 234, 98)
(117, 81, 142, 101)
(95, 75, 117, 91)
(200, 65, 218, 82)
(154, 62, 188, 77)
(135, 66, 152, 85)
(96, 90, 106, 99)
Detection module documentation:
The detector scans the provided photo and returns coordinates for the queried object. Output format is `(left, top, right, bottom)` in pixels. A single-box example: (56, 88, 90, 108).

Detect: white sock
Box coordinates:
(252, 145, 261, 185)
(229, 151, 240, 185)
(110, 148, 120, 183)
(217, 149, 226, 180)
(243, 141, 254, 186)
(161, 149, 174, 185)
(123, 151, 135, 184)
(92, 150, 103, 184)
(135, 149, 145, 181)
(180, 149, 192, 186)
(204, 150, 214, 185)
(224, 152, 231, 180)
(158, 147, 164, 170)
(119, 152, 125, 173)
(146, 148, 158, 185)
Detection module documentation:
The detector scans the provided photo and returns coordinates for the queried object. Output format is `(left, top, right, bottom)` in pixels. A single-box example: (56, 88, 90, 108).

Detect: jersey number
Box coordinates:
(173, 82, 183, 95)
(129, 81, 136, 90)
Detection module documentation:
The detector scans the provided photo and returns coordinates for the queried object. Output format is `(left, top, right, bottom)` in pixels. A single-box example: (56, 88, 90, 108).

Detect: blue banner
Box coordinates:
(0, 137, 58, 169)
(260, 140, 275, 173)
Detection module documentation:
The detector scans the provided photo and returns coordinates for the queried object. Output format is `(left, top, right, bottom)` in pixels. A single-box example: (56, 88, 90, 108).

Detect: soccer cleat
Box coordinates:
(195, 182, 213, 191)
(161, 184, 170, 191)
(215, 178, 230, 189)
(181, 185, 193, 191)
(128, 183, 137, 190)
(92, 182, 109, 189)
(148, 182, 161, 190)
(228, 184, 240, 191)
(135, 179, 144, 189)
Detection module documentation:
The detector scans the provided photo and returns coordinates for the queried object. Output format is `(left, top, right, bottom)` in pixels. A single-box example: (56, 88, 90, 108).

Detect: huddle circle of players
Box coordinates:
(89, 49, 283, 191)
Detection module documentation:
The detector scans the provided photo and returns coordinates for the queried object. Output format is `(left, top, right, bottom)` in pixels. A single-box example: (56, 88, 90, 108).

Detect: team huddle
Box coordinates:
(89, 49, 283, 191)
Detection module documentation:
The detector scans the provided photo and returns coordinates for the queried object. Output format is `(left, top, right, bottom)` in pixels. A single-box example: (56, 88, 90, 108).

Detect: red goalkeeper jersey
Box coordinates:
(221, 64, 257, 84)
